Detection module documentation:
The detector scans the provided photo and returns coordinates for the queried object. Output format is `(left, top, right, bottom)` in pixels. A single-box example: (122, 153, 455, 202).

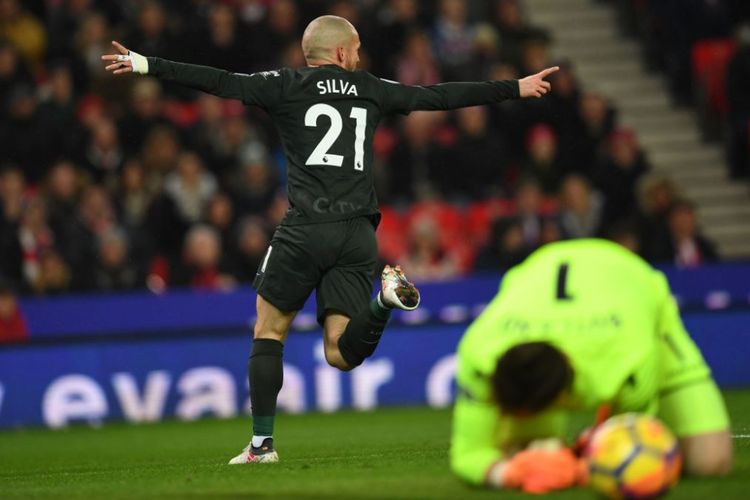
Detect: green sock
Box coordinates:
(337, 296, 391, 368)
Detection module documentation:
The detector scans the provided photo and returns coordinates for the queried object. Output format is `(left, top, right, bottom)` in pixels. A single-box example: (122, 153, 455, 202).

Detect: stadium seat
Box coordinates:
(376, 206, 407, 262)
(692, 38, 736, 138)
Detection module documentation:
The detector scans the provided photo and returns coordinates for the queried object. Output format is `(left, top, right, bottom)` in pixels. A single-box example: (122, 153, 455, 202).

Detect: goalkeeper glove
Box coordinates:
(488, 446, 588, 494)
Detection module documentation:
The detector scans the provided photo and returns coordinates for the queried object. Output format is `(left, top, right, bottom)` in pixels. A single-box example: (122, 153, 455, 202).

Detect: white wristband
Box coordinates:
(116, 50, 149, 74)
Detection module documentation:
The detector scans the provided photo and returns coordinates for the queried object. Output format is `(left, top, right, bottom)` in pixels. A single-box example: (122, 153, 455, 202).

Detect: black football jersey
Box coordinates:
(148, 58, 519, 225)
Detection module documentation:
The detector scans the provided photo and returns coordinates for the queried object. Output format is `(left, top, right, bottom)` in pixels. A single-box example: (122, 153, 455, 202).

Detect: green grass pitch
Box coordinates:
(1, 390, 749, 499)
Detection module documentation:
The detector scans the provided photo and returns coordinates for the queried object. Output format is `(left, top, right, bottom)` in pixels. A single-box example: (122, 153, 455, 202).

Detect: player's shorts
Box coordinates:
(656, 326, 730, 437)
(253, 216, 378, 326)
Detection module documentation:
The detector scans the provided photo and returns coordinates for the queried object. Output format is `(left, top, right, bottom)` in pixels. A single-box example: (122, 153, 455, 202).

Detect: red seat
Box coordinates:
(376, 206, 406, 262)
(692, 38, 736, 116)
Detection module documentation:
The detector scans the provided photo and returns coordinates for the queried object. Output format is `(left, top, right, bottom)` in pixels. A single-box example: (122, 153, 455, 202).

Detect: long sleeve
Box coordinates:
(379, 78, 520, 115)
(147, 57, 282, 109)
(450, 390, 504, 485)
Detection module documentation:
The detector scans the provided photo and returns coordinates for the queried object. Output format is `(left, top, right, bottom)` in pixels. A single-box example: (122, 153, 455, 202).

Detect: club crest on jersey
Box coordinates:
(317, 79, 358, 96)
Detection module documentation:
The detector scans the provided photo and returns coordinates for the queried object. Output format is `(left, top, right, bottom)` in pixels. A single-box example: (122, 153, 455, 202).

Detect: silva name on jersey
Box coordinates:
(317, 79, 358, 96)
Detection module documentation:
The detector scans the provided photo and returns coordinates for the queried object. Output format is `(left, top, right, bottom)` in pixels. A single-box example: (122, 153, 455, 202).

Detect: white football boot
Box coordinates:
(228, 438, 279, 464)
(380, 264, 420, 311)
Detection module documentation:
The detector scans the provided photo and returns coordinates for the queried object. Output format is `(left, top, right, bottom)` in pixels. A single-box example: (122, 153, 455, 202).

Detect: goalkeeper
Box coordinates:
(451, 238, 732, 493)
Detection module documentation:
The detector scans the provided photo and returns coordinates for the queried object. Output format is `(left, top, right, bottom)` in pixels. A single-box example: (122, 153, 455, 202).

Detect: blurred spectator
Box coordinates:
(16, 197, 56, 292)
(176, 224, 235, 289)
(432, 0, 477, 80)
(164, 152, 217, 225)
(212, 115, 261, 176)
(370, 0, 421, 77)
(636, 174, 681, 263)
(38, 64, 84, 158)
(514, 178, 545, 251)
(65, 185, 116, 289)
(31, 249, 70, 295)
(0, 39, 32, 111)
(605, 218, 642, 255)
(396, 29, 442, 86)
(83, 117, 124, 183)
(265, 192, 290, 227)
(490, 0, 546, 69)
(73, 11, 110, 90)
(232, 216, 270, 283)
(651, 199, 719, 267)
(0, 84, 58, 182)
(115, 158, 154, 233)
(450, 106, 508, 198)
(569, 93, 616, 171)
(386, 111, 447, 202)
(204, 191, 235, 252)
(522, 124, 562, 194)
(0, 0, 47, 71)
(188, 94, 226, 166)
(43, 160, 82, 240)
(592, 128, 651, 225)
(140, 125, 181, 179)
(193, 3, 247, 73)
(118, 78, 170, 155)
(399, 217, 459, 281)
(126, 0, 177, 60)
(0, 281, 27, 343)
(0, 164, 24, 229)
(249, 0, 301, 69)
(474, 217, 528, 271)
(540, 216, 562, 245)
(91, 227, 141, 291)
(558, 174, 604, 239)
(232, 152, 280, 216)
(726, 24, 750, 179)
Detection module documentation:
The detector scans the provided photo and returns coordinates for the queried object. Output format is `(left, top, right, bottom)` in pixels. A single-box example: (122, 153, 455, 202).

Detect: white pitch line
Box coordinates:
(732, 434, 750, 439)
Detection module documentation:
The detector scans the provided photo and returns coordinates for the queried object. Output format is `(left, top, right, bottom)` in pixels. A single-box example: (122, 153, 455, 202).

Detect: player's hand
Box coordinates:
(500, 447, 588, 494)
(518, 66, 559, 99)
(101, 41, 149, 75)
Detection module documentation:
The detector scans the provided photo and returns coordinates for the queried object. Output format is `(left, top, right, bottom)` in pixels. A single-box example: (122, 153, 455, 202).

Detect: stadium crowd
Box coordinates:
(0, 0, 724, 297)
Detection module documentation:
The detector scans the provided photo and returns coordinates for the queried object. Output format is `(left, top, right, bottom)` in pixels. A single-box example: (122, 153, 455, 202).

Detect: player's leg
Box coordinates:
(229, 227, 319, 465)
(317, 217, 420, 370)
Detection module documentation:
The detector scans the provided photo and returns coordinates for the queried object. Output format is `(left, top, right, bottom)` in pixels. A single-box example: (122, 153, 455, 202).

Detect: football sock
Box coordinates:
(249, 338, 283, 438)
(337, 296, 391, 368)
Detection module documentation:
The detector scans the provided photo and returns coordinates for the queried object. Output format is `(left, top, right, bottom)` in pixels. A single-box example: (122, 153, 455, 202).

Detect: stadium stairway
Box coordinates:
(525, 0, 750, 260)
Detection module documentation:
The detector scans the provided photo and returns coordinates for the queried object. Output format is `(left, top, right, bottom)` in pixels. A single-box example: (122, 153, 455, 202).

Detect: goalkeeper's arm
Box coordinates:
(450, 381, 582, 491)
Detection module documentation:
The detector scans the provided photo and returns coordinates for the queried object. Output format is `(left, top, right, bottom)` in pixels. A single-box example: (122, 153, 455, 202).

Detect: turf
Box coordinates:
(1, 390, 749, 499)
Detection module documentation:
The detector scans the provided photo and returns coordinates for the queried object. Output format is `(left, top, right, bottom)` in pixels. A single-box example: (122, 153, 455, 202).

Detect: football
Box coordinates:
(585, 413, 682, 499)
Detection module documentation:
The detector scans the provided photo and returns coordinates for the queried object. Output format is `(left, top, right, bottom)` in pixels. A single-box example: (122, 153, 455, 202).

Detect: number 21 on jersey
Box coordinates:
(305, 103, 366, 171)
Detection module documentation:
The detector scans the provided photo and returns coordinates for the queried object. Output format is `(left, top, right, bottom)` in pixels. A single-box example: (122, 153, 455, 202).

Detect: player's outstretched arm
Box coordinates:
(380, 66, 559, 114)
(518, 66, 559, 98)
(101, 41, 275, 106)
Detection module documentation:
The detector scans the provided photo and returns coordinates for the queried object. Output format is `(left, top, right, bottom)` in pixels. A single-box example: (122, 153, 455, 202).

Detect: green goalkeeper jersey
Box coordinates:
(451, 238, 712, 484)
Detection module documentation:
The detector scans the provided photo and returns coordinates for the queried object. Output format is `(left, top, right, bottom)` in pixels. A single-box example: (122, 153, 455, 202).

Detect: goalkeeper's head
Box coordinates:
(491, 342, 573, 415)
(302, 15, 361, 71)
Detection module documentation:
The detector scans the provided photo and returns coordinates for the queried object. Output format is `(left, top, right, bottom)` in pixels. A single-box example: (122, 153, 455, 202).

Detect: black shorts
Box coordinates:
(253, 216, 378, 325)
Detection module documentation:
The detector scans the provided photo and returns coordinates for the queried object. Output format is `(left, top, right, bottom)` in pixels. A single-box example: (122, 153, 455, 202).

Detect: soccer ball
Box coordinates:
(585, 413, 682, 499)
